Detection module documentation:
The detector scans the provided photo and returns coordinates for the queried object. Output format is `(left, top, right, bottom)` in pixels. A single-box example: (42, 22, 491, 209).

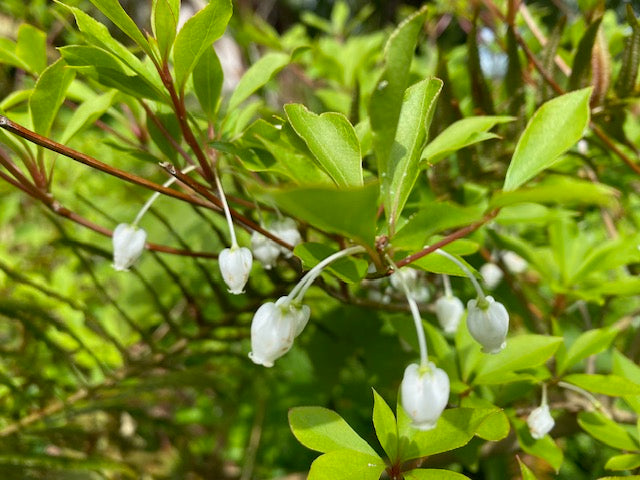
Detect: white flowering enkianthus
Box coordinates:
(251, 230, 281, 269)
(112, 223, 147, 271)
(527, 385, 554, 439)
(248, 296, 310, 367)
(480, 262, 503, 289)
(401, 362, 450, 430)
(219, 246, 253, 294)
(390, 267, 430, 302)
(502, 251, 527, 274)
(435, 295, 464, 334)
(527, 403, 554, 439)
(249, 245, 366, 367)
(251, 218, 302, 269)
(466, 296, 509, 354)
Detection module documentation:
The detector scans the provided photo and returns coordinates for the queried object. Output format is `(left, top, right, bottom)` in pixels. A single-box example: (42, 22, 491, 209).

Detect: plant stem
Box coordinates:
(214, 169, 238, 248)
(289, 245, 366, 303)
(435, 249, 485, 298)
(386, 256, 428, 369)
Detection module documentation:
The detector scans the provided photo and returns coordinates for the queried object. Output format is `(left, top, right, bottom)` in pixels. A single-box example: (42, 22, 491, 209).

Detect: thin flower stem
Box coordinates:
(435, 249, 485, 298)
(541, 383, 548, 406)
(133, 165, 196, 227)
(386, 256, 428, 369)
(289, 245, 366, 303)
(442, 274, 453, 297)
(557, 381, 605, 414)
(214, 169, 238, 248)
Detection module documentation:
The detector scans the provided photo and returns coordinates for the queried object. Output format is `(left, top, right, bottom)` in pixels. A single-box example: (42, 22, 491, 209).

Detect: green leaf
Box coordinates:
(229, 52, 290, 111)
(308, 450, 386, 480)
(285, 104, 363, 188)
(87, 0, 153, 57)
(392, 202, 484, 250)
(288, 406, 378, 455)
(193, 46, 223, 120)
(173, 0, 232, 90)
(60, 90, 118, 144)
(412, 242, 479, 277)
(513, 416, 564, 472)
(271, 183, 378, 244)
(0, 38, 30, 71)
(612, 350, 640, 413)
(59, 45, 162, 101)
(382, 77, 442, 230)
(16, 24, 47, 74)
(503, 88, 592, 191)
(370, 6, 427, 164)
(557, 326, 619, 375)
(372, 389, 398, 461)
(518, 457, 539, 480)
(404, 469, 471, 479)
(398, 407, 500, 462)
(563, 374, 640, 396)
(62, 4, 166, 99)
(605, 454, 640, 471)
(460, 397, 510, 441)
(152, 0, 180, 58)
(420, 116, 514, 166)
(490, 175, 617, 209)
(294, 243, 368, 284)
(578, 411, 640, 450)
(473, 335, 563, 385)
(29, 59, 75, 137)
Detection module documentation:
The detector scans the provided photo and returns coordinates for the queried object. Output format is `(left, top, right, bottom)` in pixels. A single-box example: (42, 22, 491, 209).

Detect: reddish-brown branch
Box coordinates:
(395, 210, 499, 268)
(0, 115, 215, 210)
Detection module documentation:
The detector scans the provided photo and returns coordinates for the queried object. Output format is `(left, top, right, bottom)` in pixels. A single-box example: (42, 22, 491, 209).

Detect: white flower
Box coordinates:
(251, 231, 281, 270)
(219, 246, 253, 294)
(272, 218, 302, 258)
(466, 296, 509, 354)
(502, 251, 527, 274)
(112, 223, 147, 271)
(248, 296, 310, 367)
(527, 404, 554, 439)
(391, 267, 430, 302)
(401, 362, 450, 431)
(435, 295, 464, 334)
(480, 263, 503, 289)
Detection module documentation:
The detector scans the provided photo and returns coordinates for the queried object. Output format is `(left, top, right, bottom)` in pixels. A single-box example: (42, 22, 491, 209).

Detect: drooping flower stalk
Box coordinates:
(113, 165, 196, 271)
(435, 249, 485, 298)
(386, 256, 428, 369)
(215, 168, 253, 294)
(249, 244, 365, 367)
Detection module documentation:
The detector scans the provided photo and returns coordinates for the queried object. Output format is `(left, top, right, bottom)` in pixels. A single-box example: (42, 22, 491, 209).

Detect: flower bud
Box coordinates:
(251, 231, 281, 270)
(466, 296, 509, 354)
(219, 246, 253, 294)
(435, 295, 464, 334)
(401, 362, 450, 431)
(527, 404, 554, 439)
(112, 223, 147, 271)
(480, 262, 503, 289)
(248, 296, 310, 367)
(272, 218, 302, 258)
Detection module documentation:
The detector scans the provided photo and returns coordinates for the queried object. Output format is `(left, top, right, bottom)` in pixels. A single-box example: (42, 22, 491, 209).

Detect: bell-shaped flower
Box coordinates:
(112, 223, 147, 271)
(466, 296, 509, 354)
(435, 295, 464, 334)
(480, 262, 503, 289)
(502, 251, 527, 274)
(272, 218, 302, 258)
(527, 403, 554, 439)
(248, 296, 310, 367)
(251, 231, 281, 270)
(391, 267, 430, 303)
(401, 362, 450, 431)
(219, 246, 253, 294)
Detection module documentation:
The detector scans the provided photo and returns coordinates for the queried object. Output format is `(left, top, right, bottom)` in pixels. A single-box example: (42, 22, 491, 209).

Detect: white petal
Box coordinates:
(466, 296, 509, 354)
(527, 404, 554, 439)
(112, 223, 147, 271)
(401, 362, 450, 431)
(219, 247, 253, 294)
(480, 263, 503, 289)
(435, 295, 464, 334)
